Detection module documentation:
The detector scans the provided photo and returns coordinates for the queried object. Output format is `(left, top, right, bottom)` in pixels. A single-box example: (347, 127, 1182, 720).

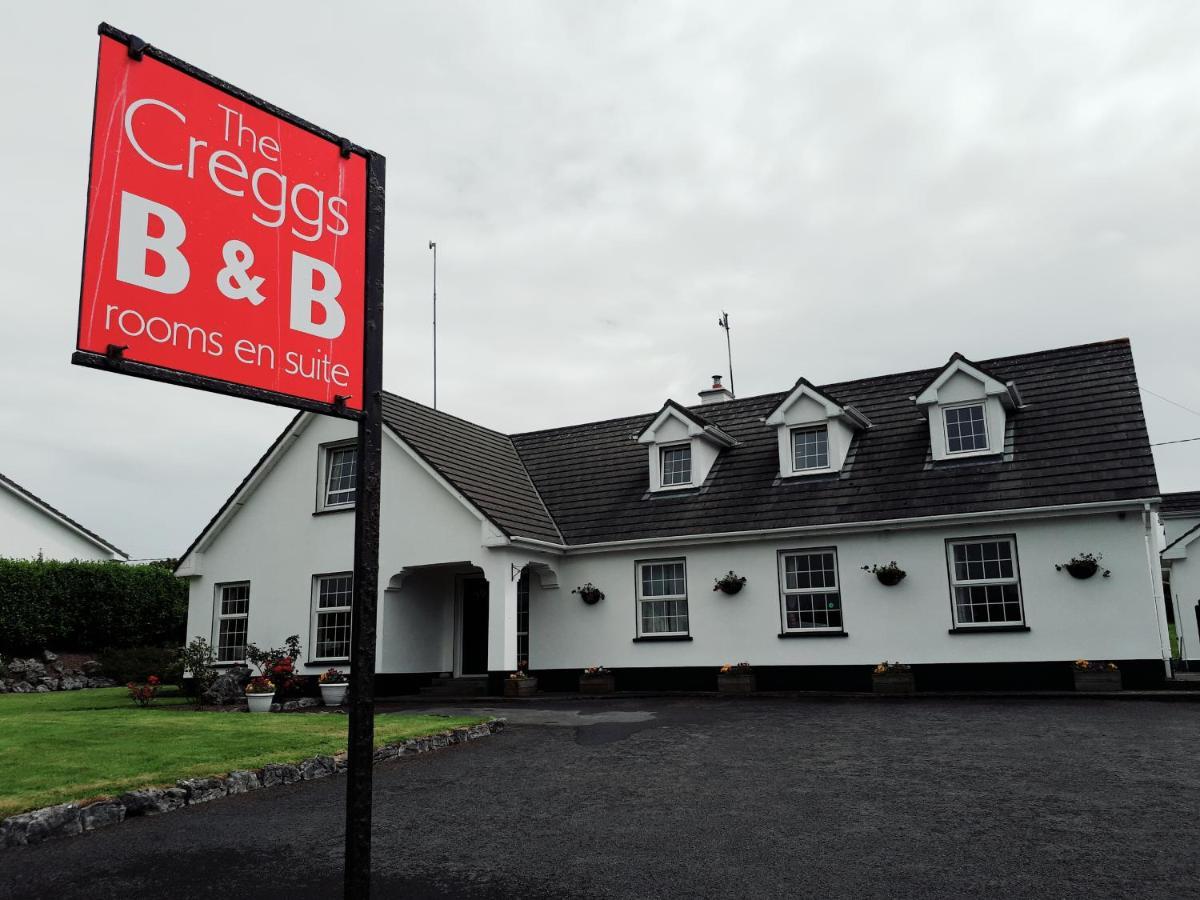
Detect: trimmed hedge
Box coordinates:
(0, 559, 187, 656)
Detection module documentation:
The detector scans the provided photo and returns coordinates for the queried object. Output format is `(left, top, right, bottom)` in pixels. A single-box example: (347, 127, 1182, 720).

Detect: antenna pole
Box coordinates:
(718, 311, 735, 398)
(429, 241, 437, 410)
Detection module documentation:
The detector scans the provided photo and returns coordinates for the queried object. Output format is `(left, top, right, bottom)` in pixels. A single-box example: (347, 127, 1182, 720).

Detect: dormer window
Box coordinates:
(765, 379, 871, 479)
(791, 425, 829, 471)
(943, 403, 988, 453)
(636, 399, 738, 494)
(660, 444, 692, 486)
(915, 354, 1021, 462)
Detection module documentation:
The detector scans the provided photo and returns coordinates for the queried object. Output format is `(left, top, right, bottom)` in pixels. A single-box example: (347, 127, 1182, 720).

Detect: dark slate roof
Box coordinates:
(0, 470, 127, 558)
(381, 394, 562, 543)
(1161, 492, 1200, 517)
(508, 338, 1159, 545)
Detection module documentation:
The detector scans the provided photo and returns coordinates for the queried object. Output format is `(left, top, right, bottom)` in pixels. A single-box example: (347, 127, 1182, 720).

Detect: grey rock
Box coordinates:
(24, 660, 46, 679)
(224, 770, 261, 794)
(269, 703, 281, 712)
(42, 678, 60, 692)
(299, 756, 335, 780)
(0, 817, 19, 849)
(8, 803, 83, 845)
(42, 650, 58, 664)
(0, 682, 8, 694)
(431, 732, 451, 750)
(33, 684, 50, 693)
(331, 753, 348, 773)
(60, 677, 85, 691)
(373, 744, 400, 762)
(259, 763, 301, 787)
(119, 787, 187, 817)
(177, 777, 226, 805)
(79, 801, 125, 832)
(81, 659, 103, 675)
(7, 658, 28, 676)
(201, 665, 251, 705)
(10, 681, 32, 694)
(469, 723, 492, 739)
(489, 718, 507, 733)
(282, 700, 300, 712)
(85, 675, 117, 689)
(297, 697, 320, 708)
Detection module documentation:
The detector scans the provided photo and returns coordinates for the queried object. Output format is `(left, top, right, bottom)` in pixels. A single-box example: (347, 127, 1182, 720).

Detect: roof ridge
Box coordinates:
(381, 391, 511, 440)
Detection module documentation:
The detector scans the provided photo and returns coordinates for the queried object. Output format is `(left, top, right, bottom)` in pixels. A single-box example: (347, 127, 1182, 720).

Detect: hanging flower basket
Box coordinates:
(572, 583, 605, 605)
(713, 571, 747, 595)
(1056, 553, 1110, 580)
(862, 562, 906, 587)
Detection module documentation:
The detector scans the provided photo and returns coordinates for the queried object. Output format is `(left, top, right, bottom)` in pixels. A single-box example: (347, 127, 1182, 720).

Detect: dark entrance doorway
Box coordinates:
(460, 577, 489, 675)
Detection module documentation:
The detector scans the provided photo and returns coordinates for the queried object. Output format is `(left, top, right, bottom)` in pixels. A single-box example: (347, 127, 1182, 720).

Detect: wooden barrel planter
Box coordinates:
(717, 671, 756, 694)
(580, 672, 615, 694)
(872, 672, 915, 694)
(1073, 670, 1121, 692)
(504, 677, 537, 697)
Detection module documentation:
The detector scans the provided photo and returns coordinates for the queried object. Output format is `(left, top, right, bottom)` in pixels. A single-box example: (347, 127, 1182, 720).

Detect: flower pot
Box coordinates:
(872, 672, 915, 695)
(1066, 561, 1098, 580)
(717, 582, 744, 595)
(579, 590, 602, 606)
(504, 677, 537, 697)
(320, 683, 348, 706)
(876, 570, 905, 587)
(717, 672, 755, 694)
(246, 692, 275, 712)
(1073, 670, 1121, 692)
(580, 673, 615, 695)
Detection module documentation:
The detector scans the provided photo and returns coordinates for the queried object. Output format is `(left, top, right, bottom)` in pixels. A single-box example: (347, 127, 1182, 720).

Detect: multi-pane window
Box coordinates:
(313, 574, 353, 659)
(944, 404, 989, 453)
(780, 550, 842, 631)
(947, 538, 1023, 626)
(516, 570, 530, 670)
(637, 559, 689, 635)
(324, 445, 357, 507)
(660, 445, 692, 486)
(215, 582, 250, 662)
(791, 426, 829, 471)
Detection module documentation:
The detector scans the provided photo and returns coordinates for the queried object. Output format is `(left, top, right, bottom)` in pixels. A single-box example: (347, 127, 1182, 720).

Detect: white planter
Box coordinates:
(246, 692, 275, 713)
(320, 683, 349, 706)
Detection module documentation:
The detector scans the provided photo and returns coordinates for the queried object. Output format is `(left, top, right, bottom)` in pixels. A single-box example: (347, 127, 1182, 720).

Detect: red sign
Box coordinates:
(77, 34, 368, 411)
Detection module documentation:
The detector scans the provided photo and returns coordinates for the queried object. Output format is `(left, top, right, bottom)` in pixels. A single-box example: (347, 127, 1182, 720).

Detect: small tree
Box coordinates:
(178, 636, 218, 706)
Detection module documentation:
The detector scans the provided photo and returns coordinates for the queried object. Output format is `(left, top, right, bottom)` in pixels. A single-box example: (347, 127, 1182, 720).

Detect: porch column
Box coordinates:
(486, 562, 520, 672)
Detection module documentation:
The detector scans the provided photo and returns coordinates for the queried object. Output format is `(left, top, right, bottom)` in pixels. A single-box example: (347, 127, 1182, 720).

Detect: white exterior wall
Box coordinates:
(1164, 514, 1200, 665)
(0, 485, 122, 561)
(525, 512, 1166, 670)
(184, 414, 493, 675)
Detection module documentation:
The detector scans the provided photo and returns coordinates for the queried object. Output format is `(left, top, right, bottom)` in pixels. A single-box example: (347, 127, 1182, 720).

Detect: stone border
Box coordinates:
(0, 718, 505, 851)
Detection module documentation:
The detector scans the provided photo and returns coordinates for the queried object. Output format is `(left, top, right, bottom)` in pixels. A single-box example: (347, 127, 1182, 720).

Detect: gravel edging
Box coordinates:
(0, 718, 505, 851)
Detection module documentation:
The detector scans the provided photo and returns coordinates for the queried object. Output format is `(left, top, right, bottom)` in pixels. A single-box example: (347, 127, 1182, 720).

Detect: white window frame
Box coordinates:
(213, 581, 250, 662)
(941, 401, 990, 455)
(659, 442, 693, 488)
(311, 572, 354, 661)
(635, 558, 690, 636)
(789, 424, 831, 473)
(318, 442, 357, 511)
(778, 548, 843, 633)
(516, 570, 530, 670)
(945, 536, 1025, 628)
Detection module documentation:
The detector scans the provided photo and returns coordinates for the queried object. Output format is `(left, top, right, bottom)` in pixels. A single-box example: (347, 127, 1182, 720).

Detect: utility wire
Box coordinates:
(1140, 387, 1200, 418)
(1150, 436, 1200, 447)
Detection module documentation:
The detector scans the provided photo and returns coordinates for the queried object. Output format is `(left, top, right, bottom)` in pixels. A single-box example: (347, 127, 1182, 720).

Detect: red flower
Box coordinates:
(148, 675, 160, 685)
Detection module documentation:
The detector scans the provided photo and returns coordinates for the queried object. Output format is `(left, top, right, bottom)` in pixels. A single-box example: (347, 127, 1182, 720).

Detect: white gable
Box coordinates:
(0, 477, 125, 561)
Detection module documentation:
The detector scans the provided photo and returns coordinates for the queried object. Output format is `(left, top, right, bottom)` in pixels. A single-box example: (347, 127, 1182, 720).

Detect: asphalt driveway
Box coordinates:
(1, 697, 1197, 899)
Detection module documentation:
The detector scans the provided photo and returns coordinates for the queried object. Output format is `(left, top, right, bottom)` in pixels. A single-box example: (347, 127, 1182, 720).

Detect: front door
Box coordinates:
(460, 577, 489, 676)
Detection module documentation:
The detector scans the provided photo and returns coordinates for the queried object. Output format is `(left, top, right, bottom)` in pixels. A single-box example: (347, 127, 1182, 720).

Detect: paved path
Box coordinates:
(2, 697, 1197, 899)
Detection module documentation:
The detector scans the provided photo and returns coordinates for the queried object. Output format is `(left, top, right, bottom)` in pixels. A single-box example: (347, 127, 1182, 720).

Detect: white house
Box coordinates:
(1160, 492, 1200, 671)
(178, 337, 1172, 692)
(0, 471, 127, 562)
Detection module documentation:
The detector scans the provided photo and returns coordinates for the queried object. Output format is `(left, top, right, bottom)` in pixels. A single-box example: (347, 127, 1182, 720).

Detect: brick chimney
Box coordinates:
(699, 375, 733, 404)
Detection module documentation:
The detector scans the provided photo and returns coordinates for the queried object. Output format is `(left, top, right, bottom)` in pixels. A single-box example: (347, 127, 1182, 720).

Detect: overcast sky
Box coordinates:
(2, 1, 1198, 559)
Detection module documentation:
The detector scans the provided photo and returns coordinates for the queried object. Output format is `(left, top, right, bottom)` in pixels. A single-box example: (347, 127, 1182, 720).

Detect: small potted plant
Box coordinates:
(504, 670, 538, 697)
(318, 667, 349, 706)
(573, 583, 605, 605)
(872, 661, 915, 694)
(717, 662, 755, 693)
(1072, 659, 1121, 691)
(1056, 553, 1111, 579)
(580, 665, 615, 694)
(862, 562, 907, 587)
(245, 676, 275, 712)
(713, 571, 747, 595)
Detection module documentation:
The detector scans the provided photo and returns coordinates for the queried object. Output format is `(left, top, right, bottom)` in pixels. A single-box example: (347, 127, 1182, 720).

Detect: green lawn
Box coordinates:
(0, 688, 485, 817)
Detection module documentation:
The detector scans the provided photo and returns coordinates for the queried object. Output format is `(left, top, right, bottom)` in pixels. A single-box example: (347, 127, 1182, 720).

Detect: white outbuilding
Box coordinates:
(0, 471, 127, 562)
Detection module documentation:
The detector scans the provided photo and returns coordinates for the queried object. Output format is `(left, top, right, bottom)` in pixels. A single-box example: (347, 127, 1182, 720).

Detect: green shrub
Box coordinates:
(96, 646, 184, 685)
(0, 559, 187, 656)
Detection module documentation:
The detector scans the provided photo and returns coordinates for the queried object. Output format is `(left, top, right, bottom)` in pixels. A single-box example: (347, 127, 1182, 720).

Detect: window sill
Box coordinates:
(778, 631, 848, 639)
(312, 506, 355, 517)
(632, 635, 693, 643)
(307, 658, 351, 665)
(211, 661, 247, 668)
(948, 625, 1030, 634)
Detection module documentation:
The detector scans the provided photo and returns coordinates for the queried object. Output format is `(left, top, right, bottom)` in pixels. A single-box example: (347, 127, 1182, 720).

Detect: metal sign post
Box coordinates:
(345, 152, 386, 899)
